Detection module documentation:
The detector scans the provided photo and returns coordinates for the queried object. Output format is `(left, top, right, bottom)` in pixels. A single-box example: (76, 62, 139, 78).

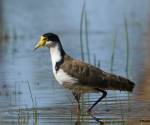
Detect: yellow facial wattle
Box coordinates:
(34, 36, 47, 50)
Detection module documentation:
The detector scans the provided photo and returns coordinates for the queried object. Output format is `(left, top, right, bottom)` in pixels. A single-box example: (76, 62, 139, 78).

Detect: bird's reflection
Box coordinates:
(75, 112, 81, 125)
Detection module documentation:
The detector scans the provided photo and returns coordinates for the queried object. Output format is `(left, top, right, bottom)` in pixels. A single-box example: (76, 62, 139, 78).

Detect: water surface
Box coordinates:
(0, 0, 150, 125)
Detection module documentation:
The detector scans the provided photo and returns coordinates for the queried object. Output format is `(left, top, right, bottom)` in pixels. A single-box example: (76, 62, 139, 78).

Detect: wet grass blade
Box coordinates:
(85, 7, 91, 64)
(110, 32, 117, 73)
(80, 2, 86, 114)
(124, 18, 133, 121)
(27, 81, 39, 125)
(33, 97, 38, 125)
(124, 18, 130, 78)
(93, 54, 97, 66)
(80, 2, 85, 61)
(83, 3, 91, 114)
(27, 81, 34, 106)
(97, 60, 101, 68)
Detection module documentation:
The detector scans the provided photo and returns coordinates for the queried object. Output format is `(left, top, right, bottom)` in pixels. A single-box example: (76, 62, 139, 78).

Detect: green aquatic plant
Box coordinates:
(27, 81, 38, 125)
(17, 106, 30, 125)
(93, 53, 97, 66)
(80, 2, 91, 64)
(124, 18, 130, 78)
(97, 60, 101, 68)
(80, 2, 86, 116)
(110, 32, 117, 73)
(78, 3, 133, 125)
(85, 7, 91, 64)
(80, 2, 85, 62)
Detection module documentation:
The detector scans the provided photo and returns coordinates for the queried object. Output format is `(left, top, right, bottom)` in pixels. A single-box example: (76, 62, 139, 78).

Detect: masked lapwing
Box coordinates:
(34, 33, 135, 116)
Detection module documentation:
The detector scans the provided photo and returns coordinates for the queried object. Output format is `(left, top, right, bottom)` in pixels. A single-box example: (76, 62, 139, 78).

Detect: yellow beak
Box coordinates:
(34, 36, 47, 51)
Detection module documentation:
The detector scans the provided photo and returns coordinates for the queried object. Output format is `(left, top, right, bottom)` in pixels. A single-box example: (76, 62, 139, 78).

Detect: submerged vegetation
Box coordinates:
(14, 81, 39, 125)
(27, 81, 38, 125)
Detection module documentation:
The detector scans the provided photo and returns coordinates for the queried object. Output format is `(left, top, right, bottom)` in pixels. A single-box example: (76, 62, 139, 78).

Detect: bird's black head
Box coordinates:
(43, 33, 60, 42)
(34, 32, 61, 50)
(34, 32, 65, 59)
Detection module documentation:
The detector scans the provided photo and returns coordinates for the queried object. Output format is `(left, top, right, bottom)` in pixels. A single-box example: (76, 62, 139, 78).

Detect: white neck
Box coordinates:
(49, 44, 62, 73)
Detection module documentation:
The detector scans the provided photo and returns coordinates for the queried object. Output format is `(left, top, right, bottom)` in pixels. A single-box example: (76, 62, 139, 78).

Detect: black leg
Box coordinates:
(87, 89, 107, 113)
(72, 92, 81, 114)
(87, 89, 107, 125)
(89, 113, 104, 125)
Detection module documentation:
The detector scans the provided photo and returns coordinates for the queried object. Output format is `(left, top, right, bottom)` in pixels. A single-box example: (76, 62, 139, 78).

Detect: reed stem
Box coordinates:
(110, 32, 117, 73)
(124, 18, 130, 78)
(85, 8, 91, 64)
(80, 2, 85, 61)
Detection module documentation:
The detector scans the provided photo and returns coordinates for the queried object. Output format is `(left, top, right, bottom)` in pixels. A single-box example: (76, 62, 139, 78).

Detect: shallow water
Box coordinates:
(0, 0, 150, 125)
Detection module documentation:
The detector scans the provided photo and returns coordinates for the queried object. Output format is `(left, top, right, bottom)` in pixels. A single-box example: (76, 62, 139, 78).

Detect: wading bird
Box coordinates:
(34, 33, 135, 123)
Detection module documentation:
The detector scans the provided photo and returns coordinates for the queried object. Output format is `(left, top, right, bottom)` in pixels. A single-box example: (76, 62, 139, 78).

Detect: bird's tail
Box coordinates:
(106, 74, 135, 92)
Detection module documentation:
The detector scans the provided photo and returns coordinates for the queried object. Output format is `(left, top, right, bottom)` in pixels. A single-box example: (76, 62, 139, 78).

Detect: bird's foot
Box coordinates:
(87, 110, 104, 125)
(87, 108, 91, 114)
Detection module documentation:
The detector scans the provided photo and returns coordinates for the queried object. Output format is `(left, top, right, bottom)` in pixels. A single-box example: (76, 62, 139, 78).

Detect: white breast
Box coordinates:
(49, 44, 77, 85)
(54, 69, 78, 85)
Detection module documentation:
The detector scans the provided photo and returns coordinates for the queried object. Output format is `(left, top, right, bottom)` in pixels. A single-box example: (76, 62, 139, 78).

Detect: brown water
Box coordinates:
(0, 0, 150, 125)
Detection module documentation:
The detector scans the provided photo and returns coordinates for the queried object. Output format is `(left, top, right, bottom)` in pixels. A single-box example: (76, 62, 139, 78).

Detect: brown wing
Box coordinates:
(60, 55, 135, 91)
(61, 55, 109, 88)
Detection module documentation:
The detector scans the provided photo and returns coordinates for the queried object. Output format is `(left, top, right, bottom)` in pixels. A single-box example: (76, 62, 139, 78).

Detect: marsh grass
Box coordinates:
(79, 3, 109, 123)
(80, 2, 91, 64)
(80, 2, 85, 62)
(93, 54, 97, 66)
(79, 5, 133, 123)
(97, 60, 101, 68)
(93, 54, 101, 69)
(79, 2, 90, 117)
(80, 3, 86, 112)
(27, 81, 38, 125)
(84, 8, 91, 64)
(110, 32, 117, 73)
(124, 18, 130, 78)
(124, 18, 132, 123)
(110, 31, 121, 120)
(18, 107, 29, 125)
